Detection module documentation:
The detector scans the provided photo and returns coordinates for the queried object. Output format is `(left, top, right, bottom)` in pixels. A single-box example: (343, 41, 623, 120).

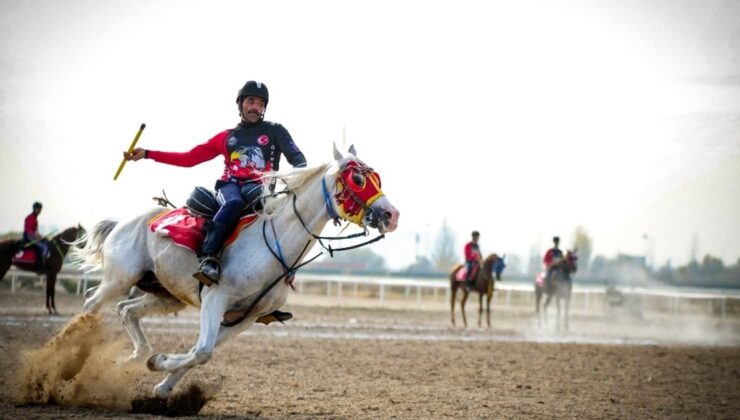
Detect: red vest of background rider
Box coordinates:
(543, 236, 563, 279)
(464, 230, 482, 286)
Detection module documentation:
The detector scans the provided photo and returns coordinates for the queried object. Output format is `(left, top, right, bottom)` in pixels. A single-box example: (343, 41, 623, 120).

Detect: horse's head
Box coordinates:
(493, 254, 506, 280)
(59, 224, 85, 244)
(485, 253, 506, 280)
(330, 144, 399, 233)
(565, 249, 578, 273)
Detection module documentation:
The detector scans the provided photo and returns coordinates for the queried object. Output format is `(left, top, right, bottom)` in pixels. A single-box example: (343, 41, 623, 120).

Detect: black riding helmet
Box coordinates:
(236, 81, 269, 106)
(32, 202, 43, 210)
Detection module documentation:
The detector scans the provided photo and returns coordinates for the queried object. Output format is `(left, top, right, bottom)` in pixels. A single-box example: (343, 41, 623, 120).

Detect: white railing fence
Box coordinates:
(3, 269, 738, 319)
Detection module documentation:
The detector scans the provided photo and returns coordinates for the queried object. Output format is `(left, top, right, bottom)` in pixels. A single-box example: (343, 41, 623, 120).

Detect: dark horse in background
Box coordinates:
(449, 254, 506, 328)
(0, 225, 84, 314)
(535, 249, 578, 330)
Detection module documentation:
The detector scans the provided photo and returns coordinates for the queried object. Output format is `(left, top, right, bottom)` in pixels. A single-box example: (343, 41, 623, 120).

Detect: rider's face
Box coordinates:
(241, 96, 266, 123)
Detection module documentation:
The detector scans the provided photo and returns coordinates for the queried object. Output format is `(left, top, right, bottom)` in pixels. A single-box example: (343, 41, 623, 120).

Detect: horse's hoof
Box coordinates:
(153, 382, 172, 398)
(147, 354, 165, 371)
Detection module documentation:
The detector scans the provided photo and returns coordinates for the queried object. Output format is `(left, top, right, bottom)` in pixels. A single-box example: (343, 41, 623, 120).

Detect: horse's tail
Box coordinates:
(69, 219, 118, 272)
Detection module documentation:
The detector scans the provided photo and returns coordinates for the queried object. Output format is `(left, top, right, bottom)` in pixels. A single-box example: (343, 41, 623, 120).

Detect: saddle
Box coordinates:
(11, 243, 48, 265)
(149, 187, 259, 254)
(455, 264, 479, 282)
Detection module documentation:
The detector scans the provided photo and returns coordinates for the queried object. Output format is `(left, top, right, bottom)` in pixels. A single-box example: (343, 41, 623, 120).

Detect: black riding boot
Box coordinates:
(193, 221, 231, 286)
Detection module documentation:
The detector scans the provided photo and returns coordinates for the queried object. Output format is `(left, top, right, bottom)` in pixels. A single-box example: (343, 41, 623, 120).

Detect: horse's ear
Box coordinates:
(333, 142, 343, 161)
(348, 144, 357, 157)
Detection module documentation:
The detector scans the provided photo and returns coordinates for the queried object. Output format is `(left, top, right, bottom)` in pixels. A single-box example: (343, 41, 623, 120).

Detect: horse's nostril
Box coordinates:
(383, 211, 392, 220)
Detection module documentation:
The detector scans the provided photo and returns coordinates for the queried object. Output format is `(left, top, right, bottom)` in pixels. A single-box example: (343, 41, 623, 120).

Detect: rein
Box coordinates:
(219, 170, 386, 328)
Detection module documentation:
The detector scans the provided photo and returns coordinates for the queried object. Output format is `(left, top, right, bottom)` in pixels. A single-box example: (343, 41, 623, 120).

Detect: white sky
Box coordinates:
(1, 0, 739, 271)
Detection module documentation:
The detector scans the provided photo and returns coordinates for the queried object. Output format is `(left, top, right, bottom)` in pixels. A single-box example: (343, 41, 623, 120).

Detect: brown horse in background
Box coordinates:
(0, 225, 84, 314)
(449, 253, 506, 328)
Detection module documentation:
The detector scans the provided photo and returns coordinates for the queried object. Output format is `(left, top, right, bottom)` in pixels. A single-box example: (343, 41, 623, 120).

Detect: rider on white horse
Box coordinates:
(543, 236, 563, 283)
(123, 81, 307, 286)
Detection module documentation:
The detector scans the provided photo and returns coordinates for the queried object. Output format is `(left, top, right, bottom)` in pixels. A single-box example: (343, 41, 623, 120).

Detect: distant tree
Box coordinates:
(571, 226, 593, 272)
(527, 244, 542, 275)
(431, 218, 458, 272)
(0, 230, 22, 241)
(503, 254, 522, 275)
(400, 256, 438, 275)
(320, 248, 388, 273)
(590, 255, 607, 277)
(701, 255, 724, 279)
(658, 260, 674, 283)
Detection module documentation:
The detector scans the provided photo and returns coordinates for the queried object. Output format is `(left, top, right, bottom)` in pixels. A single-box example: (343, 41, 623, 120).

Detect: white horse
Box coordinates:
(72, 145, 399, 397)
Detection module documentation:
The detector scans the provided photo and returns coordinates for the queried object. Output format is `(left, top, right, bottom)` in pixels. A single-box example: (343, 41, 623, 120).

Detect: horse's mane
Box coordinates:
(258, 163, 333, 219)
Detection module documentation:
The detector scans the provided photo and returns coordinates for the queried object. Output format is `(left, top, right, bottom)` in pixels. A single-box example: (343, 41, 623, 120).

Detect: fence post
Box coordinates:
(337, 281, 342, 302)
(11, 273, 16, 293)
(379, 283, 385, 306)
(416, 285, 421, 306)
(505, 289, 511, 309)
(721, 296, 726, 319)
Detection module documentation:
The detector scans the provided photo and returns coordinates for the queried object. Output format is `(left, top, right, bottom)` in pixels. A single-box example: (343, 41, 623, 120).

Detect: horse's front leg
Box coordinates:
(460, 291, 469, 328)
(542, 293, 553, 326)
(49, 273, 58, 314)
(450, 284, 457, 327)
(478, 293, 483, 328)
(152, 312, 256, 397)
(486, 292, 492, 329)
(147, 288, 228, 375)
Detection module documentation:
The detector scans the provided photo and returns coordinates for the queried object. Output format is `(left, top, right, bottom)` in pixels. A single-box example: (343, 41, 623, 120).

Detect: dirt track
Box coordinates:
(1, 289, 739, 419)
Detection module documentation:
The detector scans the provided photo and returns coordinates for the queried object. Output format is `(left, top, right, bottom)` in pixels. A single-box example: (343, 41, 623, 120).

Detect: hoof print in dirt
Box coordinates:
(131, 384, 209, 416)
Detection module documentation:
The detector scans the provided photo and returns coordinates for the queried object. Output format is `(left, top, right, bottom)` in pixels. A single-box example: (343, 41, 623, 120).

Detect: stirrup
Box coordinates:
(256, 310, 293, 325)
(192, 256, 221, 286)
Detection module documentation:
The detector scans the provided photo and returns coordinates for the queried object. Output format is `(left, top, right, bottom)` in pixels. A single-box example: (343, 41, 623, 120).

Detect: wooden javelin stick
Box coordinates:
(113, 123, 146, 181)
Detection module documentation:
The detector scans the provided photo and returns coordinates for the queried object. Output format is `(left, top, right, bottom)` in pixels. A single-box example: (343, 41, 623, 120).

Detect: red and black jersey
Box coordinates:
(147, 120, 307, 184)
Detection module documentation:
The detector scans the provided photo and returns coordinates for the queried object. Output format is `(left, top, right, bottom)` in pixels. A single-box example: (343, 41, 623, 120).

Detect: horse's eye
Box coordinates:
(350, 173, 366, 189)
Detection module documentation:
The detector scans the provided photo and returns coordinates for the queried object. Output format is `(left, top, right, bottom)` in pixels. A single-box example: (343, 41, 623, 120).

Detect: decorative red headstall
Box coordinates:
(334, 161, 384, 225)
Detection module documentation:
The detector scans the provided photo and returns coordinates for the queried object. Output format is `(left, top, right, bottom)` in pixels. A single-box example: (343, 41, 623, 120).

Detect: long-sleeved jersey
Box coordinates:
(464, 241, 481, 262)
(147, 120, 307, 186)
(543, 247, 563, 267)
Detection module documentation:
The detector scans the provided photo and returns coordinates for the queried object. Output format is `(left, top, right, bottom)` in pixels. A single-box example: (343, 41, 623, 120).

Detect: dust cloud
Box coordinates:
(11, 313, 148, 410)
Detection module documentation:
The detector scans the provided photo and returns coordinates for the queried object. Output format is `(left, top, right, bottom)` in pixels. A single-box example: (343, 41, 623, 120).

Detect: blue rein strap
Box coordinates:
(322, 177, 341, 226)
(269, 220, 290, 277)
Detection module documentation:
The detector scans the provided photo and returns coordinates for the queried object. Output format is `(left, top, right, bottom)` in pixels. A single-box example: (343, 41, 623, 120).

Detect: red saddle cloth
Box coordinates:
(12, 248, 37, 264)
(148, 208, 258, 254)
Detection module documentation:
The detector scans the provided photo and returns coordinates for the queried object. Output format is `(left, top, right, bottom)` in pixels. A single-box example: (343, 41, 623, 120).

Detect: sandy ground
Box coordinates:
(1, 288, 739, 419)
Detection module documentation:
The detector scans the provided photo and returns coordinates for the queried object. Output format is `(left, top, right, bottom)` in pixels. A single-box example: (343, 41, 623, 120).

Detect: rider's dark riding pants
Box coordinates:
(214, 183, 244, 227)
